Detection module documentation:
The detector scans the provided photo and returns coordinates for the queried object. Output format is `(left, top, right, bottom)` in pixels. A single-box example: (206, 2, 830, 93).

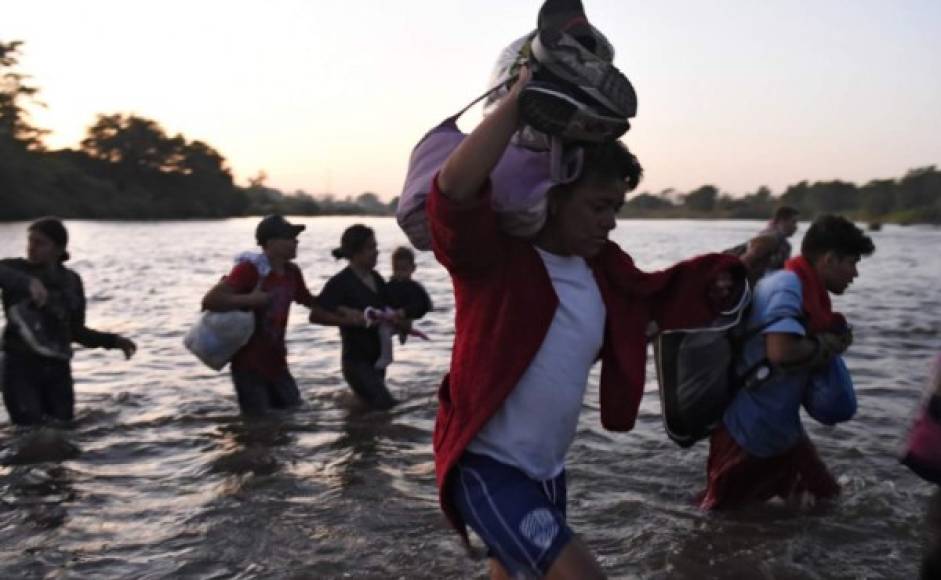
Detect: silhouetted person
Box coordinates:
(699, 215, 875, 510)
(386, 246, 433, 343)
(758, 206, 800, 271)
(1, 218, 136, 426)
(202, 215, 348, 417)
(312, 225, 404, 410)
(429, 66, 743, 580)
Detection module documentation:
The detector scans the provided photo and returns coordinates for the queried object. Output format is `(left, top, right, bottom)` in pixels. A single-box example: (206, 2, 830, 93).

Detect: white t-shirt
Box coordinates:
(467, 247, 606, 481)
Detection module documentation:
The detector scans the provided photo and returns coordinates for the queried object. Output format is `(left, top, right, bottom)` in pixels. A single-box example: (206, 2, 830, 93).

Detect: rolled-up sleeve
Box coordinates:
(761, 273, 806, 336)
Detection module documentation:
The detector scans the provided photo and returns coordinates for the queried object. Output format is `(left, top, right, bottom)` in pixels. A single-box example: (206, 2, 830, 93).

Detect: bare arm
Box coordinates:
(765, 332, 818, 367)
(437, 66, 530, 202)
(308, 304, 366, 328)
(202, 280, 268, 312)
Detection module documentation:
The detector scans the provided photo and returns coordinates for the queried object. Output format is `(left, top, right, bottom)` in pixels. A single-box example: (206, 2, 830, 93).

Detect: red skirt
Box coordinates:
(698, 424, 840, 510)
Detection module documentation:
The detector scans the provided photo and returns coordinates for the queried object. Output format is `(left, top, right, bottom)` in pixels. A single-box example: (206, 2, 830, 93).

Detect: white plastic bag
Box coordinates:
(184, 252, 267, 371)
(183, 309, 255, 371)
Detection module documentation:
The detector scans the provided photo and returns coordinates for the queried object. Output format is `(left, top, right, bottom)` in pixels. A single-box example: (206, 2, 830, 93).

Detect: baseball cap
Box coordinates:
(255, 215, 306, 246)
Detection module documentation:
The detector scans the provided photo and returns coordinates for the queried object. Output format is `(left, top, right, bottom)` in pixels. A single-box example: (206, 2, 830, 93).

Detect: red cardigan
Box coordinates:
(427, 178, 744, 537)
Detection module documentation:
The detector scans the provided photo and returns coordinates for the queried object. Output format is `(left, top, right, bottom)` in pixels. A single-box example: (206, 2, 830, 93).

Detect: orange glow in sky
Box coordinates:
(5, 0, 940, 199)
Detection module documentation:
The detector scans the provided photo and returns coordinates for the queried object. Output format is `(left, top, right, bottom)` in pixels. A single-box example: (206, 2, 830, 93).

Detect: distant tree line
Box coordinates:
(3, 40, 938, 224)
(0, 40, 394, 221)
(624, 169, 941, 224)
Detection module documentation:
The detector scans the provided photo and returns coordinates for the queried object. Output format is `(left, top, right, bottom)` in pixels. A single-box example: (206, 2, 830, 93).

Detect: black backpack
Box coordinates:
(653, 285, 793, 448)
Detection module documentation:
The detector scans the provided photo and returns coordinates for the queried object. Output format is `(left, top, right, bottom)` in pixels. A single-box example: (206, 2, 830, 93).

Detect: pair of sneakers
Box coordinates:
(518, 0, 637, 143)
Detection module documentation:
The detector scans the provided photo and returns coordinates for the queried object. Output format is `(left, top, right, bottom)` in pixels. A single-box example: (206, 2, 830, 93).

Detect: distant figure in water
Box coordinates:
(900, 353, 941, 579)
(386, 246, 433, 344)
(699, 215, 875, 510)
(311, 224, 405, 410)
(202, 215, 350, 417)
(736, 234, 780, 286)
(758, 206, 800, 271)
(0, 218, 136, 426)
(726, 206, 800, 276)
(429, 64, 744, 579)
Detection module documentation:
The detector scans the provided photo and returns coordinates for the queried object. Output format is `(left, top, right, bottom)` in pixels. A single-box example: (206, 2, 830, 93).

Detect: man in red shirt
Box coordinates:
(430, 65, 743, 579)
(202, 215, 348, 416)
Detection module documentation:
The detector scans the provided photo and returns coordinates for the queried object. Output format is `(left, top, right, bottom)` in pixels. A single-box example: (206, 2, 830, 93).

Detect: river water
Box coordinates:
(0, 217, 938, 579)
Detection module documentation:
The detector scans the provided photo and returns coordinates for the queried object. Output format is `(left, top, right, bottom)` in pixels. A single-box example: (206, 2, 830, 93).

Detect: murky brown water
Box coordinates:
(0, 217, 938, 579)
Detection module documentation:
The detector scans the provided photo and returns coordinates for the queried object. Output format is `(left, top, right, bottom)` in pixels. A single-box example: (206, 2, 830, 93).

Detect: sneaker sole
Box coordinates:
(519, 83, 629, 142)
(531, 31, 637, 118)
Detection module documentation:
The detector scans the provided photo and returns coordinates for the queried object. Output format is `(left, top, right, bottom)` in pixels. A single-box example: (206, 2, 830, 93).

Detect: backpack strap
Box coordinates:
(732, 314, 808, 391)
(448, 77, 520, 123)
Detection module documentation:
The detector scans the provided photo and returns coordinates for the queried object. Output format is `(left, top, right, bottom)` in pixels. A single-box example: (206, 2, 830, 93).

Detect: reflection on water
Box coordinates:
(0, 217, 938, 578)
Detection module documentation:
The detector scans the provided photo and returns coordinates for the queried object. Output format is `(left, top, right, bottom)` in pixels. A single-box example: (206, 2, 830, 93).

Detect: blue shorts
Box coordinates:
(451, 451, 572, 578)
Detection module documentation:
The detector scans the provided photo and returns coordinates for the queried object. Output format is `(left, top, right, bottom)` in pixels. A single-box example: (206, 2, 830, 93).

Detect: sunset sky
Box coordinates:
(4, 0, 940, 200)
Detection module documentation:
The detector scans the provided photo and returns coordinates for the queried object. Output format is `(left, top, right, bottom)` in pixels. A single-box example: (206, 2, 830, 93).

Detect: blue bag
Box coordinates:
(803, 355, 856, 425)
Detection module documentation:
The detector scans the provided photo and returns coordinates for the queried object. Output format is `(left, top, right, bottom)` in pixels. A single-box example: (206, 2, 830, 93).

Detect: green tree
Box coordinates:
(860, 179, 895, 217)
(80, 114, 181, 175)
(896, 166, 941, 211)
(0, 40, 46, 150)
(355, 191, 385, 213)
(682, 185, 719, 212)
(779, 181, 811, 214)
(625, 193, 674, 211)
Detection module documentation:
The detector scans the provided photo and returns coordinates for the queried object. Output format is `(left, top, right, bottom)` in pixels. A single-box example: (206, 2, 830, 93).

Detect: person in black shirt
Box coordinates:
(1, 218, 136, 426)
(311, 224, 403, 410)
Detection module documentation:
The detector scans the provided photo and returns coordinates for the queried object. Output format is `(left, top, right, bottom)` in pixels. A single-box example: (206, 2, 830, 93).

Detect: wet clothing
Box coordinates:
(467, 247, 606, 481)
(318, 267, 397, 408)
(224, 261, 315, 380)
(341, 358, 395, 410)
(1, 258, 120, 357)
(698, 424, 839, 510)
(2, 352, 74, 425)
(222, 260, 314, 416)
(318, 267, 389, 364)
(230, 368, 301, 417)
(1, 258, 121, 426)
(386, 278, 433, 320)
(723, 271, 810, 457)
(452, 451, 572, 579)
(705, 262, 850, 508)
(427, 176, 746, 539)
(0, 264, 31, 295)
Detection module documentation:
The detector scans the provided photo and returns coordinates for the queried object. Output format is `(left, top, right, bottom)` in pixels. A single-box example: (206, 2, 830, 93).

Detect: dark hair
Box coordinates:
(773, 206, 800, 222)
(332, 224, 375, 260)
(28, 217, 70, 262)
(392, 246, 415, 264)
(579, 141, 643, 192)
(801, 214, 875, 262)
(546, 141, 643, 212)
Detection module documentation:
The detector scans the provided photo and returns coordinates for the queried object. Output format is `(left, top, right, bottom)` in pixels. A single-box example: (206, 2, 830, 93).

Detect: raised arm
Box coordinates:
(437, 66, 530, 203)
(428, 69, 532, 276)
